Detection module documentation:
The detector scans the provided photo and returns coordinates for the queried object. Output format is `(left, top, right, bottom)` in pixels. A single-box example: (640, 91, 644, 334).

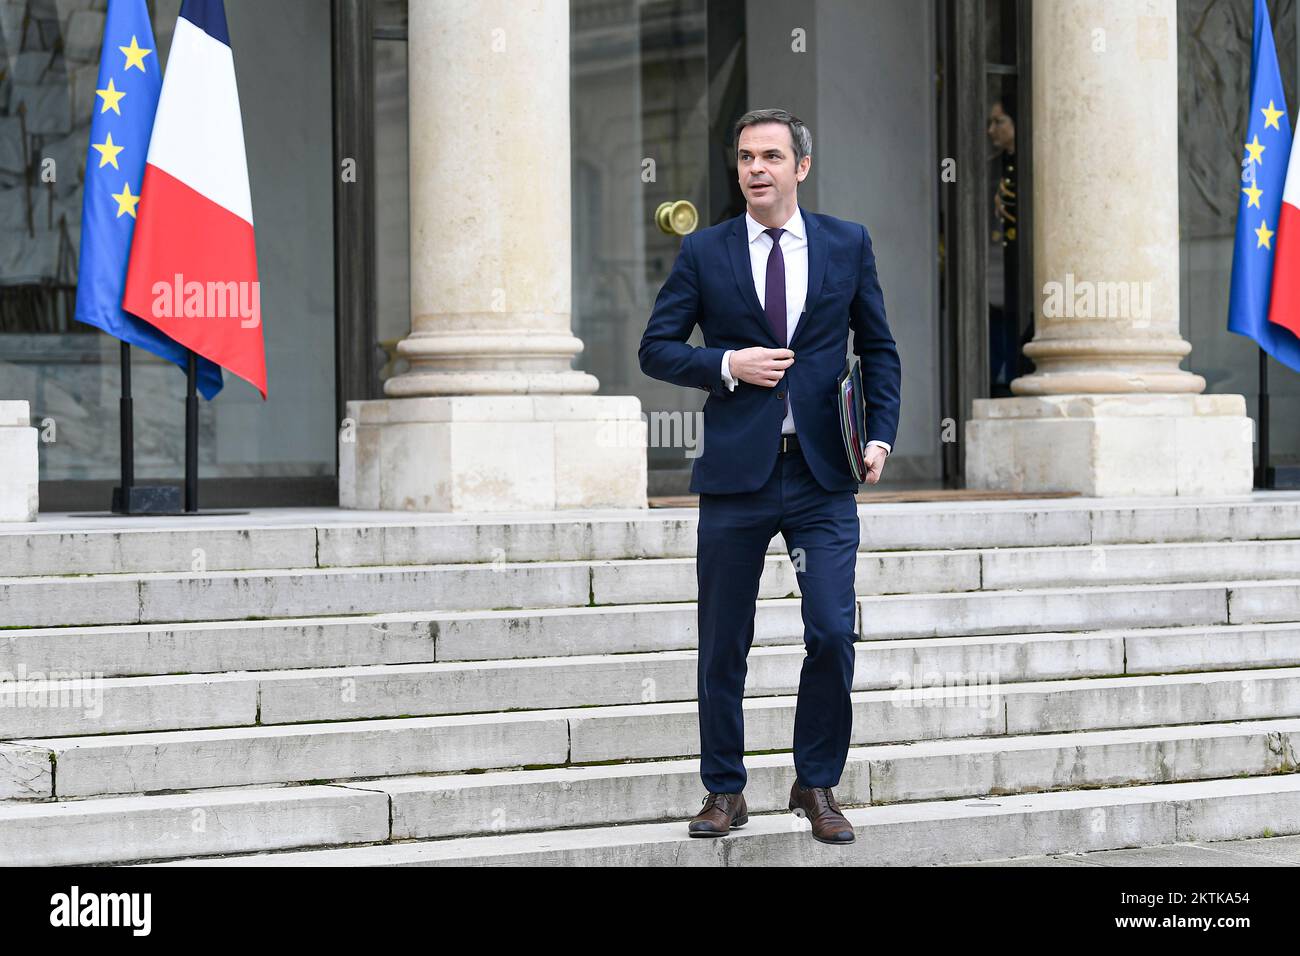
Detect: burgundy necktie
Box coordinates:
(764, 227, 790, 422)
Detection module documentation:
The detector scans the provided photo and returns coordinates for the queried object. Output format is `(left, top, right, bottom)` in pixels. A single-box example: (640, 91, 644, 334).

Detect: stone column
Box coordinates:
(966, 0, 1253, 496)
(0, 402, 38, 522)
(340, 0, 646, 511)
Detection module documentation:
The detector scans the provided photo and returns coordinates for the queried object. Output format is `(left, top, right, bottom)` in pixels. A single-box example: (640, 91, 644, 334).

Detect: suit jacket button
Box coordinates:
(775, 391, 784, 399)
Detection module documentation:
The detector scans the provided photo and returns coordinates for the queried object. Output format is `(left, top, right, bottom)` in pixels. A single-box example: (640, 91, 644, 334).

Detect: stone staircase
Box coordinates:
(3, 496, 1300, 866)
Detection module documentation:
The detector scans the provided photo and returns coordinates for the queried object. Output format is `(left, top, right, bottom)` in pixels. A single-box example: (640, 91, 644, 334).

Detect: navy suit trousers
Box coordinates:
(695, 443, 860, 794)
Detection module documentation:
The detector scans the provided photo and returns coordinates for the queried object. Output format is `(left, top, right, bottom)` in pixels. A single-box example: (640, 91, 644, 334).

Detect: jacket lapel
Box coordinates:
(725, 206, 829, 351)
(789, 207, 827, 353)
(727, 214, 779, 347)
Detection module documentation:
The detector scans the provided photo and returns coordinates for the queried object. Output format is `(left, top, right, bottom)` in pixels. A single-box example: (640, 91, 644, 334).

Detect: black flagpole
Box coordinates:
(109, 342, 181, 515)
(1258, 346, 1270, 489)
(185, 349, 198, 512)
(119, 341, 134, 509)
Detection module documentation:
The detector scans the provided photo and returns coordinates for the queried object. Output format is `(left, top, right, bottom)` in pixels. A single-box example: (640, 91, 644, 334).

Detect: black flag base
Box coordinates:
(111, 484, 183, 515)
(1256, 349, 1300, 490)
(112, 342, 185, 515)
(100, 346, 250, 516)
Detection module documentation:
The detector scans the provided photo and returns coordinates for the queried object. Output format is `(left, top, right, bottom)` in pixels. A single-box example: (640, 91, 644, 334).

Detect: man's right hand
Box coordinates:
(729, 347, 794, 387)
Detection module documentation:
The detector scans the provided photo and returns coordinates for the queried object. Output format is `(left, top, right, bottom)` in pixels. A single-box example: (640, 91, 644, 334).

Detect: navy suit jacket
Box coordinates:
(638, 206, 902, 494)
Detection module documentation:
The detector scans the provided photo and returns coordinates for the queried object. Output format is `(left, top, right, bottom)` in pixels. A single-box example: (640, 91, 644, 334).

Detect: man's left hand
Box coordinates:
(863, 445, 887, 485)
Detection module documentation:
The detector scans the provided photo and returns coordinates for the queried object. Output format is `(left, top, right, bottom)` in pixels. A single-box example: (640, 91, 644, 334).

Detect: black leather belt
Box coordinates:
(778, 433, 801, 454)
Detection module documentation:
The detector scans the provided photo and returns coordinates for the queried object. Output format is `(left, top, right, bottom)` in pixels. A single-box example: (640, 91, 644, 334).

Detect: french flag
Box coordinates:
(1271, 140, 1300, 340)
(123, 0, 266, 398)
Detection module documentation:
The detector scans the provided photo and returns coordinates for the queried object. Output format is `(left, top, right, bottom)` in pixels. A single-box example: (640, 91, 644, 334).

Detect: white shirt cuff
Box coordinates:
(721, 349, 737, 390)
(866, 440, 891, 456)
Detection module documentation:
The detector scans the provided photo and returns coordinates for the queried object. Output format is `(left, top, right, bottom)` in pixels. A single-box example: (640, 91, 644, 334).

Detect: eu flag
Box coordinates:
(74, 0, 224, 399)
(1227, 0, 1300, 372)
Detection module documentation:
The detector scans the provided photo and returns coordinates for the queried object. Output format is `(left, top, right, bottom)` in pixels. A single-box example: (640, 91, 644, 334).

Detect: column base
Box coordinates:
(965, 394, 1254, 497)
(0, 401, 38, 521)
(339, 395, 648, 512)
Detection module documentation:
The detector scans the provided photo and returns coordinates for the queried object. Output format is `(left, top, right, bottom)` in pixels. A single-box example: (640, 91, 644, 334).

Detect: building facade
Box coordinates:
(0, 0, 1291, 513)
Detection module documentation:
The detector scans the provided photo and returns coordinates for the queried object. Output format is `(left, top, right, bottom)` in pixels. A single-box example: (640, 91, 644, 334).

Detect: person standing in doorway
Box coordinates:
(638, 108, 902, 845)
(987, 95, 1025, 395)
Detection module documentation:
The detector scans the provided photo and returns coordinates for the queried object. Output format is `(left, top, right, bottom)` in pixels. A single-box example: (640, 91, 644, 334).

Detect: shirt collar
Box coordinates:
(745, 205, 805, 244)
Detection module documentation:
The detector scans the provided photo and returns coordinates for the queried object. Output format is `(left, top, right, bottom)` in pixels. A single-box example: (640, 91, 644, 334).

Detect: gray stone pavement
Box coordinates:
(953, 834, 1300, 866)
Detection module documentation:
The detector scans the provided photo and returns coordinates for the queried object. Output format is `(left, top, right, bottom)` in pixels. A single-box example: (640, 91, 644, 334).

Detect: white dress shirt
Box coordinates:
(720, 208, 891, 457)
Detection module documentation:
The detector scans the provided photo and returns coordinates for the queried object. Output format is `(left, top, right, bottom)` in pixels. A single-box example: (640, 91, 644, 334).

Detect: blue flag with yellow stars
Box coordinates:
(74, 0, 224, 398)
(1227, 0, 1300, 373)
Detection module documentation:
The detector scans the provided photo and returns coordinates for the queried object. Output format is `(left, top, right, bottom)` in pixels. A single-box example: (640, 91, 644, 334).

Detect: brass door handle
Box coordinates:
(655, 199, 699, 236)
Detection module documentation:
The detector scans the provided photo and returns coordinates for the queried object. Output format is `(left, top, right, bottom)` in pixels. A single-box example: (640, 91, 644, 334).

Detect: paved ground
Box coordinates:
(951, 834, 1300, 866)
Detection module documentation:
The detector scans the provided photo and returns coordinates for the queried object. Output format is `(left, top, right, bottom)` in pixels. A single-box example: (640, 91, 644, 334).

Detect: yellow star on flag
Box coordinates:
(119, 35, 152, 72)
(1245, 135, 1267, 164)
(91, 132, 124, 169)
(1262, 99, 1286, 130)
(1256, 218, 1275, 249)
(96, 78, 126, 115)
(1243, 182, 1264, 209)
(111, 182, 140, 218)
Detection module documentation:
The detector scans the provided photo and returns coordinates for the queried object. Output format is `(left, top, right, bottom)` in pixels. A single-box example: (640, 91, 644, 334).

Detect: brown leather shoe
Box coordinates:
(788, 782, 855, 844)
(687, 791, 748, 837)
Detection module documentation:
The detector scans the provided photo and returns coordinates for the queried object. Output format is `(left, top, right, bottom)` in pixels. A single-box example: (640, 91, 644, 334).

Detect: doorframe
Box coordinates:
(937, 0, 1032, 487)
(332, 0, 380, 435)
(1015, 0, 1035, 391)
(940, 0, 987, 488)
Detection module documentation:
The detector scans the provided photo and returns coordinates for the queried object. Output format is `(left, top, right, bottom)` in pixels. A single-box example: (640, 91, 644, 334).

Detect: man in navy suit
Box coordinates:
(638, 108, 902, 845)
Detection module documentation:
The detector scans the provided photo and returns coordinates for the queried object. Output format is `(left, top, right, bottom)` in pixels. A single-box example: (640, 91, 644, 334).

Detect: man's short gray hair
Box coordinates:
(733, 108, 813, 166)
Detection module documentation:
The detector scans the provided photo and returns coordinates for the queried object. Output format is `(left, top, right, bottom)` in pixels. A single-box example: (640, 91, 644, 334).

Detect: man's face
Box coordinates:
(987, 102, 1015, 153)
(737, 122, 809, 218)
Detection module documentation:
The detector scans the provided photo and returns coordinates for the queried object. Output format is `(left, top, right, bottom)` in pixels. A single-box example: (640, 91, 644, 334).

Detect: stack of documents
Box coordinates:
(836, 357, 868, 482)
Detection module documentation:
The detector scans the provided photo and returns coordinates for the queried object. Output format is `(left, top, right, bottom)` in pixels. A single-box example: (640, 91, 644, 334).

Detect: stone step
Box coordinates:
(0, 615, 440, 677)
(5, 595, 1299, 678)
(5, 718, 1298, 864)
(862, 578, 1300, 639)
(561, 668, 1300, 765)
(4, 621, 1300, 737)
(0, 561, 597, 629)
(3, 712, 572, 800)
(978, 539, 1300, 590)
(5, 497, 1299, 867)
(138, 774, 1300, 867)
(319, 717, 1300, 841)
(6, 497, 1300, 577)
(6, 540, 1300, 628)
(0, 784, 388, 867)
(6, 607, 1300, 741)
(0, 671, 258, 738)
(8, 668, 1300, 796)
(13, 621, 1299, 732)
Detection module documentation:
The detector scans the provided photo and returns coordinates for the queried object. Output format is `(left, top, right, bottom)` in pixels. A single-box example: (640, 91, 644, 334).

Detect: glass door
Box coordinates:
(570, 0, 714, 495)
(570, 0, 942, 493)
